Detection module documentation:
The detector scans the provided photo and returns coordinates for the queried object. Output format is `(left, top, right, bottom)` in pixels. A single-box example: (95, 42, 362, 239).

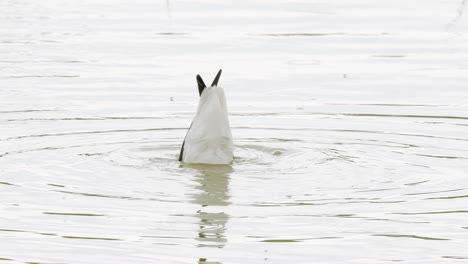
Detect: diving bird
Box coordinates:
(179, 69, 234, 164)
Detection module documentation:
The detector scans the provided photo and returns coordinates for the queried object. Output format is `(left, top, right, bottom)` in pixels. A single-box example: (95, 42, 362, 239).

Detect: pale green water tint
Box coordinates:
(1, 0, 468, 263)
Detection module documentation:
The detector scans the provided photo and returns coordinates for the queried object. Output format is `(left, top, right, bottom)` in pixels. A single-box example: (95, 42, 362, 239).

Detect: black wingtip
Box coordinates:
(197, 75, 206, 96)
(211, 69, 222, 87)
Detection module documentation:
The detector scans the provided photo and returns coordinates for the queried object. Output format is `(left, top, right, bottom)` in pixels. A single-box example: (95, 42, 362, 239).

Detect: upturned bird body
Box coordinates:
(179, 70, 233, 164)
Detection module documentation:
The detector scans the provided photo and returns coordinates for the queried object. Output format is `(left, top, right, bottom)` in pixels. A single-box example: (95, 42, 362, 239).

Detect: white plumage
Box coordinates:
(179, 70, 233, 164)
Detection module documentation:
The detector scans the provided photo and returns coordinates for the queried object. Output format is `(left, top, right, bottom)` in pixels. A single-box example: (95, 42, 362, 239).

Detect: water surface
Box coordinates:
(1, 0, 468, 263)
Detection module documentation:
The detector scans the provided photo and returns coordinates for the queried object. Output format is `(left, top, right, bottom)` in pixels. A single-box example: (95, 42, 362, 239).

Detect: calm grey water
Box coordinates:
(1, 0, 468, 263)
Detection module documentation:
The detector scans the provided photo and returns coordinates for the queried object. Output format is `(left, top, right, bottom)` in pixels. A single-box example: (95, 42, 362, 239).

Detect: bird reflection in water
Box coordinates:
(186, 163, 233, 263)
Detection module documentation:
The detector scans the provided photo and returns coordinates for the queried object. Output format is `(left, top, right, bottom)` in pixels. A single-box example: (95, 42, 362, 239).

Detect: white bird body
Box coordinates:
(179, 70, 233, 164)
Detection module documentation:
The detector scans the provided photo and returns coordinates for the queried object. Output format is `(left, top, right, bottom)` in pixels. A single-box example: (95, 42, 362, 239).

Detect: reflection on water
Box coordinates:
(447, 0, 467, 29)
(198, 258, 223, 264)
(188, 165, 232, 250)
(165, 0, 172, 20)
